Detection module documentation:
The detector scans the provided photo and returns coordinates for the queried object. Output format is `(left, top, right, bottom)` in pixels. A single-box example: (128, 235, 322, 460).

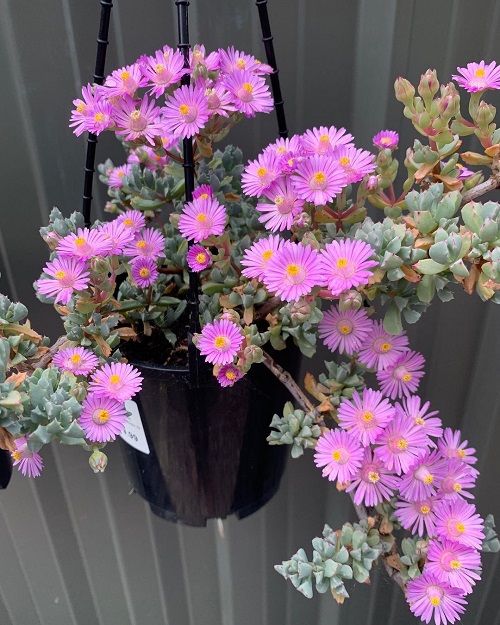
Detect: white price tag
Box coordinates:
(120, 400, 150, 455)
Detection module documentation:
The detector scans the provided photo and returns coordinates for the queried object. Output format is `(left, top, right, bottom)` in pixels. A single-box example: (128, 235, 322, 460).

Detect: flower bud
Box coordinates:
(475, 101, 496, 128)
(220, 309, 241, 324)
(366, 176, 379, 192)
(394, 77, 415, 107)
(294, 212, 311, 229)
(413, 111, 432, 131)
(289, 298, 312, 322)
(243, 344, 264, 364)
(300, 232, 320, 250)
(418, 69, 439, 103)
(89, 449, 108, 473)
(42, 230, 61, 251)
(169, 213, 180, 228)
(338, 290, 363, 311)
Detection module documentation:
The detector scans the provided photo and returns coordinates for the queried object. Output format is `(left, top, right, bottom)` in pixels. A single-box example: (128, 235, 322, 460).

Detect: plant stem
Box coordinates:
(254, 295, 281, 320)
(460, 176, 499, 205)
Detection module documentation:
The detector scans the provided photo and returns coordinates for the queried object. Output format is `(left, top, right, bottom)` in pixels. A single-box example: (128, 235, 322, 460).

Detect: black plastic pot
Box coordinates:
(120, 349, 299, 526)
(0, 448, 12, 489)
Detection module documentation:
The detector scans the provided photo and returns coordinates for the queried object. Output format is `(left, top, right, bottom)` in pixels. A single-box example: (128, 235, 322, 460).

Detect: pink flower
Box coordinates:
(218, 47, 264, 74)
(394, 497, 439, 537)
(263, 242, 323, 302)
(455, 163, 475, 180)
(104, 63, 146, 97)
(223, 70, 274, 117)
(53, 347, 99, 376)
(292, 155, 347, 205)
(426, 538, 482, 594)
(178, 196, 226, 242)
(377, 350, 426, 399)
(36, 257, 90, 305)
(397, 395, 443, 444)
(256, 177, 305, 232)
(438, 459, 476, 501)
(57, 227, 112, 260)
(434, 500, 485, 550)
(162, 84, 210, 139)
(108, 164, 132, 188)
(399, 450, 447, 502)
(314, 428, 364, 484)
(83, 99, 115, 135)
(374, 412, 429, 474)
(319, 239, 378, 296)
(99, 220, 135, 255)
(438, 428, 478, 474)
(216, 364, 243, 387)
(330, 145, 376, 184)
(372, 130, 399, 150)
(190, 45, 219, 71)
(192, 185, 213, 200)
(318, 305, 373, 354)
(88, 362, 143, 402)
(452, 60, 500, 92)
(123, 229, 166, 262)
(263, 135, 304, 164)
(78, 394, 128, 443)
(187, 245, 211, 272)
(113, 96, 163, 146)
(357, 321, 410, 370)
(406, 571, 467, 625)
(198, 319, 244, 366)
(241, 152, 282, 198)
(116, 210, 146, 233)
(11, 437, 43, 478)
(203, 83, 236, 117)
(140, 48, 187, 97)
(301, 126, 354, 156)
(240, 235, 286, 281)
(69, 84, 109, 136)
(346, 447, 399, 507)
(337, 388, 395, 447)
(131, 257, 159, 287)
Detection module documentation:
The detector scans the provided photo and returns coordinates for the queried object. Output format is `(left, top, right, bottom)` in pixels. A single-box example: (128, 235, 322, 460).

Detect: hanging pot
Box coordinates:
(120, 347, 300, 526)
(0, 449, 12, 489)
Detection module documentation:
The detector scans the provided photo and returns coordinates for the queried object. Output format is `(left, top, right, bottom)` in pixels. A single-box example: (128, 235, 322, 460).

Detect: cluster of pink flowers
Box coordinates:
(314, 376, 483, 623)
(240, 126, 376, 232)
(70, 44, 274, 143)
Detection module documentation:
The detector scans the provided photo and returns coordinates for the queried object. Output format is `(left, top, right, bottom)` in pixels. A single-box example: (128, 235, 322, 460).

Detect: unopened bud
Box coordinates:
(42, 230, 61, 251)
(418, 69, 439, 104)
(289, 298, 312, 322)
(169, 213, 180, 228)
(300, 232, 320, 250)
(294, 212, 311, 229)
(220, 309, 241, 324)
(394, 77, 415, 107)
(338, 290, 363, 311)
(89, 449, 108, 473)
(475, 101, 496, 128)
(366, 176, 379, 192)
(413, 111, 432, 131)
(437, 93, 460, 120)
(243, 344, 263, 364)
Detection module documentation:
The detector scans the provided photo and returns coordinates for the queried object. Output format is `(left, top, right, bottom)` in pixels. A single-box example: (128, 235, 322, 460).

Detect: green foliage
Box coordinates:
(267, 401, 321, 458)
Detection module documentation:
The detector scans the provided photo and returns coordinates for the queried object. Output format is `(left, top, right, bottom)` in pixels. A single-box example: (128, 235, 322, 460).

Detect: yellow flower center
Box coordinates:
(339, 157, 350, 166)
(130, 110, 141, 120)
(396, 438, 408, 450)
(475, 68, 486, 77)
(380, 137, 392, 146)
(403, 373, 412, 382)
(55, 270, 66, 279)
(124, 218, 133, 226)
(420, 505, 431, 515)
(200, 193, 209, 199)
(12, 451, 21, 461)
(257, 167, 267, 177)
(429, 597, 440, 607)
(109, 375, 121, 385)
(74, 237, 86, 246)
(368, 471, 380, 483)
(70, 354, 82, 364)
(243, 83, 253, 93)
(319, 134, 329, 143)
(155, 64, 164, 72)
(336, 257, 348, 268)
(415, 417, 425, 426)
(214, 336, 227, 349)
(236, 59, 246, 68)
(453, 482, 462, 492)
(118, 171, 125, 178)
(332, 450, 342, 462)
(450, 560, 462, 569)
(94, 112, 104, 122)
(139, 268, 150, 278)
(458, 449, 466, 458)
(136, 240, 147, 248)
(424, 474, 434, 484)
(286, 264, 300, 276)
(196, 253, 207, 264)
(77, 102, 85, 113)
(313, 172, 326, 184)
(179, 104, 190, 115)
(196, 213, 207, 222)
(276, 147, 286, 155)
(121, 71, 131, 80)
(340, 324, 351, 335)
(456, 522, 465, 533)
(225, 370, 237, 380)
(274, 195, 284, 205)
(381, 342, 391, 352)
(262, 250, 273, 261)
(362, 411, 374, 423)
(97, 409, 110, 423)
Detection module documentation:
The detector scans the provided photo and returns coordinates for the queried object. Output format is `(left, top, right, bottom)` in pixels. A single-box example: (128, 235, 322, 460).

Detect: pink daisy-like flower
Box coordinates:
(192, 184, 213, 200)
(372, 130, 399, 150)
(319, 239, 378, 296)
(397, 395, 443, 444)
(57, 227, 112, 260)
(186, 244, 211, 272)
(313, 428, 364, 484)
(88, 362, 143, 402)
(399, 450, 447, 502)
(263, 242, 323, 303)
(241, 152, 282, 198)
(36, 257, 90, 305)
(357, 321, 410, 371)
(114, 96, 163, 146)
(346, 447, 400, 507)
(452, 60, 500, 92)
(203, 83, 236, 117)
(178, 196, 226, 242)
(263, 135, 303, 163)
(292, 154, 347, 205)
(99, 220, 136, 255)
(53, 346, 99, 376)
(78, 394, 128, 443)
(455, 163, 475, 180)
(241, 235, 286, 280)
(131, 257, 159, 287)
(438, 428, 478, 472)
(218, 47, 263, 74)
(222, 70, 274, 117)
(140, 48, 187, 97)
(11, 437, 43, 478)
(255, 177, 305, 231)
(198, 319, 244, 366)
(337, 388, 396, 447)
(318, 305, 373, 355)
(434, 500, 485, 550)
(123, 229, 166, 262)
(426, 538, 482, 595)
(406, 571, 467, 625)
(162, 84, 210, 139)
(377, 350, 426, 400)
(104, 63, 146, 97)
(374, 412, 429, 475)
(128, 146, 169, 171)
(216, 364, 244, 387)
(301, 126, 354, 156)
(438, 459, 477, 501)
(190, 45, 220, 71)
(394, 497, 440, 537)
(116, 210, 146, 233)
(83, 99, 115, 136)
(330, 145, 376, 185)
(69, 84, 108, 136)
(108, 164, 132, 188)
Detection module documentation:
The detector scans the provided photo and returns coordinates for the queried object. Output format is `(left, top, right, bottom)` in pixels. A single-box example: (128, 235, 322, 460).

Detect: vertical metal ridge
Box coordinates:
(176, 525, 197, 625)
(60, 0, 83, 92)
(485, 1, 500, 60)
(0, 579, 15, 625)
(294, 0, 306, 133)
(144, 503, 170, 625)
(260, 509, 268, 625)
(0, 226, 19, 301)
(214, 519, 235, 625)
(442, 1, 460, 80)
(111, 1, 126, 69)
(472, 554, 500, 625)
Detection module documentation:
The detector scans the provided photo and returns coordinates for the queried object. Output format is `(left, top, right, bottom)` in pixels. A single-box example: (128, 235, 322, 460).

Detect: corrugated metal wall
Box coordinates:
(0, 1, 500, 623)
